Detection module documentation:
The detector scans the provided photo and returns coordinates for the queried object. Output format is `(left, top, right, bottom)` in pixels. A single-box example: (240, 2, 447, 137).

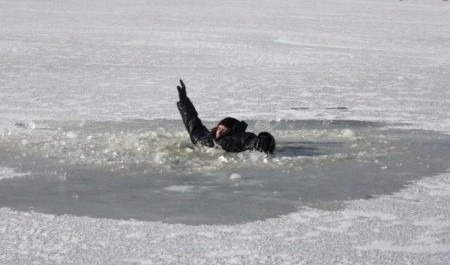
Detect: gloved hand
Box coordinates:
(255, 132, 276, 154)
(177, 79, 187, 100)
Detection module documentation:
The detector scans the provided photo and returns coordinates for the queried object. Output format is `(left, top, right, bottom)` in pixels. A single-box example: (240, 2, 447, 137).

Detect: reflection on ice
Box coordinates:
(0, 119, 449, 225)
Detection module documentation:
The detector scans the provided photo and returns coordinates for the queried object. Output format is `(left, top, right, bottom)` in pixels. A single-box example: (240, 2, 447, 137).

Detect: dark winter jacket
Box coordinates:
(177, 97, 259, 152)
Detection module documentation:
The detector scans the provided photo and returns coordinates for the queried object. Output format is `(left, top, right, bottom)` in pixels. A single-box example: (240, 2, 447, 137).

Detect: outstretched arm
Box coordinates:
(176, 80, 211, 145)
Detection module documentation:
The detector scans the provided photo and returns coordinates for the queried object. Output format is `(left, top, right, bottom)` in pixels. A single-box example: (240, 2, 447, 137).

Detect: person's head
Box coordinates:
(215, 117, 239, 139)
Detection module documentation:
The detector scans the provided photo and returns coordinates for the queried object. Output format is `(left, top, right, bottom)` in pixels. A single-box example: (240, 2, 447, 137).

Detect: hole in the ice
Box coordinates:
(0, 119, 449, 225)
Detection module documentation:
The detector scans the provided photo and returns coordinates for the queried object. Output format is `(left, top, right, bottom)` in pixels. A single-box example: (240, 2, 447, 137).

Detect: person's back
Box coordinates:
(176, 80, 275, 154)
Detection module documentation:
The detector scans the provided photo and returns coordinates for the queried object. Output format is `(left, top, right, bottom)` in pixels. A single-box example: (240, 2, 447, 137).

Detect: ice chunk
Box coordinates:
(66, 131, 78, 139)
(164, 185, 195, 193)
(0, 167, 30, 180)
(341, 128, 355, 139)
(230, 173, 242, 181)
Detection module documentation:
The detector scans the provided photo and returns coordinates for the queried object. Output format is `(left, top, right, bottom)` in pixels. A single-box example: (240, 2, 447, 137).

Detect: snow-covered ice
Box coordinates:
(1, 0, 450, 264)
(0, 167, 29, 181)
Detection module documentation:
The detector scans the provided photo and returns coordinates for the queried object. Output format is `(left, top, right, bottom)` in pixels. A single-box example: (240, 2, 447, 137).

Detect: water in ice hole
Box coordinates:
(0, 119, 449, 225)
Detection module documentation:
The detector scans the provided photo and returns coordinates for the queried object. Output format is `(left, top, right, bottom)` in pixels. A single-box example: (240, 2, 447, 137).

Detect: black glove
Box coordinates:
(177, 79, 187, 100)
(254, 132, 276, 154)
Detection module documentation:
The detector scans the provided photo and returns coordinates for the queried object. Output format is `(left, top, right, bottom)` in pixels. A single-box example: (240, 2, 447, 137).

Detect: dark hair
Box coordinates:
(217, 117, 239, 129)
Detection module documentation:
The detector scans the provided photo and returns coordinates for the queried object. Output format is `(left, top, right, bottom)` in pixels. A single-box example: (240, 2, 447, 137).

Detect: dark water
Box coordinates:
(0, 119, 449, 225)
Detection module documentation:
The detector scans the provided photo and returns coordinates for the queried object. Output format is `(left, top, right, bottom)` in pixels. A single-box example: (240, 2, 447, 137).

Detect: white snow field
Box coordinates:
(1, 0, 450, 264)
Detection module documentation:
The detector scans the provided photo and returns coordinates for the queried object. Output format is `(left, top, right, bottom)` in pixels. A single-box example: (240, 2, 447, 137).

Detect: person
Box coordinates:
(176, 79, 276, 154)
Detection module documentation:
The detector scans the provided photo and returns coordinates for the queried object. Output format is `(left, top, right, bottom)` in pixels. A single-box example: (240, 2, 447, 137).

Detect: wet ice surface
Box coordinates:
(1, 119, 449, 225)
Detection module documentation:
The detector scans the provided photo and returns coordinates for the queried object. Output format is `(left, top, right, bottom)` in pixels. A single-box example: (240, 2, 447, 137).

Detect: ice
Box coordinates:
(1, 119, 449, 225)
(65, 131, 77, 139)
(356, 240, 450, 254)
(164, 185, 196, 193)
(340, 128, 355, 139)
(230, 173, 242, 181)
(0, 167, 30, 181)
(1, 0, 450, 263)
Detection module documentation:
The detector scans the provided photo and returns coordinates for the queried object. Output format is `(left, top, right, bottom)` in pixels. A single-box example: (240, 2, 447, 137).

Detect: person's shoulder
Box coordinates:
(233, 121, 248, 132)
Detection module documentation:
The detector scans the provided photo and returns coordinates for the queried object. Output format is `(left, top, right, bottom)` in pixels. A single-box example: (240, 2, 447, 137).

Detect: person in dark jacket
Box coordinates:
(176, 79, 276, 154)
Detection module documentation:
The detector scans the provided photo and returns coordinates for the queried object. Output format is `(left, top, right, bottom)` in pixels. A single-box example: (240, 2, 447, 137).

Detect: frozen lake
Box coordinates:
(1, 0, 449, 264)
(1, 119, 449, 225)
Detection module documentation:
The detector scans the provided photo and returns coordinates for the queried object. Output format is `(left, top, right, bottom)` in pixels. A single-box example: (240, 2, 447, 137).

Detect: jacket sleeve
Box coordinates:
(220, 131, 258, 152)
(177, 97, 210, 145)
(242, 132, 258, 151)
(222, 131, 277, 153)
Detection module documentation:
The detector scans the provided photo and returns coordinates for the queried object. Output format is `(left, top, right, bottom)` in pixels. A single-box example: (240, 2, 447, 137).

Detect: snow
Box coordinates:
(0, 167, 29, 181)
(1, 0, 450, 264)
(230, 173, 242, 181)
(163, 185, 196, 193)
(1, 173, 449, 264)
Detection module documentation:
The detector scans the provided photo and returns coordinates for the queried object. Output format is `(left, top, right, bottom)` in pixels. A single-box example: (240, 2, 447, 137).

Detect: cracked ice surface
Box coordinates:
(1, 0, 450, 264)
